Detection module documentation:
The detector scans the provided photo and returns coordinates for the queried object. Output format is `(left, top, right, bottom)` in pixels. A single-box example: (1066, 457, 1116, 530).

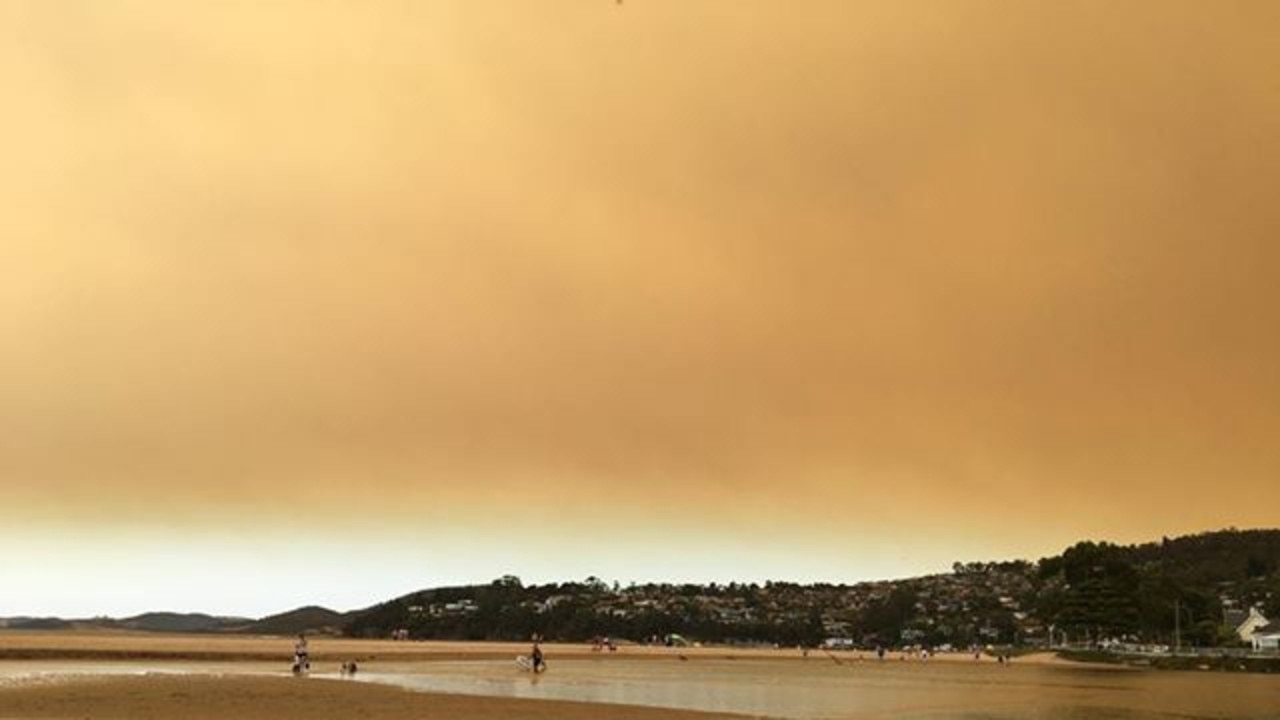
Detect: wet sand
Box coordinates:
(0, 631, 768, 719)
(0, 673, 748, 720)
(0, 631, 1131, 720)
(3, 632, 1278, 719)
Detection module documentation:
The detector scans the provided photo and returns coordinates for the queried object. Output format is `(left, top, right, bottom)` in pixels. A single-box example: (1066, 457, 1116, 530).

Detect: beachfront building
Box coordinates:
(1251, 628, 1280, 652)
(1225, 606, 1270, 643)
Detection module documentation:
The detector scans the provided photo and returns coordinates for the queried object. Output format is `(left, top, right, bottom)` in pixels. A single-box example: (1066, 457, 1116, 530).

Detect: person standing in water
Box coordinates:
(292, 633, 310, 675)
(531, 636, 546, 673)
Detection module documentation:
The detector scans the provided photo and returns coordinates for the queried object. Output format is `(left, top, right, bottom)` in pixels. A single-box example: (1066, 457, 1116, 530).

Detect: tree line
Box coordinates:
(343, 529, 1280, 648)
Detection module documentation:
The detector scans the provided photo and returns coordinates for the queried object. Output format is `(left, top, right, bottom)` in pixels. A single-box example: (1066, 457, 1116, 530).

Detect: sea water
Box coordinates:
(357, 657, 1280, 720)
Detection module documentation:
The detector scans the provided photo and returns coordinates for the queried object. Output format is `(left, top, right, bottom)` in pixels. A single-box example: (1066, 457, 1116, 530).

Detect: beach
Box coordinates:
(0, 673, 746, 720)
(0, 631, 748, 719)
(0, 630, 1045, 720)
(0, 629, 1071, 667)
(4, 631, 1279, 719)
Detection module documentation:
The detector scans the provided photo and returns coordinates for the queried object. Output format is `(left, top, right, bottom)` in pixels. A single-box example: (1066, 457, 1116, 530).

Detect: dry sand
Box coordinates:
(0, 630, 765, 662)
(0, 631, 538, 662)
(0, 630, 1070, 665)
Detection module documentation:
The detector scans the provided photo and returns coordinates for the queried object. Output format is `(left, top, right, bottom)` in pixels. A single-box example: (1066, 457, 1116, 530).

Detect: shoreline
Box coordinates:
(3, 632, 1270, 719)
(0, 629, 1086, 666)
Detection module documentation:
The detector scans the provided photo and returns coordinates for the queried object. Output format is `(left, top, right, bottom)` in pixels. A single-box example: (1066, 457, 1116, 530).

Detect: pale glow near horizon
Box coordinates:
(1, 527, 1048, 618)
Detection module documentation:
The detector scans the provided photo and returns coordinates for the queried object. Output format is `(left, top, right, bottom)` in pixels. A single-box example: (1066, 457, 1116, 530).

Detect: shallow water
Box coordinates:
(359, 658, 1280, 720)
(0, 659, 279, 689)
(3, 657, 1278, 719)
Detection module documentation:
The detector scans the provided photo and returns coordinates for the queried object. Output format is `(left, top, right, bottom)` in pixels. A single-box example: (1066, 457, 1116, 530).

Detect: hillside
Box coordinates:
(118, 612, 253, 633)
(6, 528, 1278, 649)
(242, 606, 347, 636)
(0, 617, 73, 631)
(344, 529, 1280, 648)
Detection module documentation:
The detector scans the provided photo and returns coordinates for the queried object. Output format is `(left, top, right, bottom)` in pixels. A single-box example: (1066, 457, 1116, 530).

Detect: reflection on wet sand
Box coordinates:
(354, 657, 1280, 719)
(3, 655, 1278, 719)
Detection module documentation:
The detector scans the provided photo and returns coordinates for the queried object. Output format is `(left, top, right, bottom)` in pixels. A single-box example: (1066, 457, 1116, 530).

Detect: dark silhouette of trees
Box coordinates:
(343, 530, 1280, 648)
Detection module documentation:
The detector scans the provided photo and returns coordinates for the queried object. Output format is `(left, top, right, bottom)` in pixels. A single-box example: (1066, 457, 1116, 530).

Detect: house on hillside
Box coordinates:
(1225, 606, 1269, 642)
(443, 600, 478, 614)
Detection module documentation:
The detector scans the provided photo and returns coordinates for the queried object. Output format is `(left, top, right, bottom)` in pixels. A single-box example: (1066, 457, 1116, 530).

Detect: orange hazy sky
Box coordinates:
(2, 1, 1278, 616)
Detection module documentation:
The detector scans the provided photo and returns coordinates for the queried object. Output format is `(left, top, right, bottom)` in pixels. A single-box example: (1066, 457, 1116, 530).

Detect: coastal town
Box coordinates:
(6, 531, 1275, 663)
(367, 563, 1042, 648)
(345, 530, 1280, 660)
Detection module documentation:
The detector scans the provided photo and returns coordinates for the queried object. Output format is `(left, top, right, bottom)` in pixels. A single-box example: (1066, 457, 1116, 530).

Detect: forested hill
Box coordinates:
(1112, 530, 1279, 584)
(343, 529, 1280, 648)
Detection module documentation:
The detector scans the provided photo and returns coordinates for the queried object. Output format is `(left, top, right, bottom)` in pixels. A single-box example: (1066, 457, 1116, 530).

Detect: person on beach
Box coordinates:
(292, 633, 310, 675)
(531, 639, 546, 673)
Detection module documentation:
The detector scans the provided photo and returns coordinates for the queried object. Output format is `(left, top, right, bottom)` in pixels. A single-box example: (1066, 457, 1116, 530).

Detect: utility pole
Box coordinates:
(1174, 599, 1181, 656)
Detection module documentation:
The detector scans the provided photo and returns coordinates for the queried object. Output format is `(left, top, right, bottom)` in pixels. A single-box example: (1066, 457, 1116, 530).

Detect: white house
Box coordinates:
(1228, 606, 1270, 642)
(1251, 628, 1280, 652)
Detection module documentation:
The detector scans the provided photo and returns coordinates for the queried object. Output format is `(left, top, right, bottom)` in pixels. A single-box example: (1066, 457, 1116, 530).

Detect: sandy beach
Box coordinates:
(0, 673, 750, 720)
(0, 630, 1074, 719)
(4, 631, 1276, 719)
(0, 631, 750, 719)
(0, 631, 758, 719)
(0, 629, 1066, 665)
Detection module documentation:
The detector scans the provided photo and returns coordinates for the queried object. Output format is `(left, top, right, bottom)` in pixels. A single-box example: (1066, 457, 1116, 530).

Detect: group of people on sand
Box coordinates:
(289, 631, 557, 677)
(808, 644, 1010, 664)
